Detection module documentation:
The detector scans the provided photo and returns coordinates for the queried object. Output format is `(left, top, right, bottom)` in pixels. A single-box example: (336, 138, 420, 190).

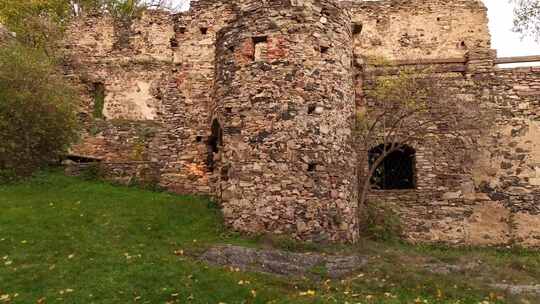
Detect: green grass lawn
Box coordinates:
(1, 171, 539, 303)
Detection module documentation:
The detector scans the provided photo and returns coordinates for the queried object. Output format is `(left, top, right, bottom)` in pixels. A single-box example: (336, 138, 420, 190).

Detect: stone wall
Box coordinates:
(64, 10, 174, 159)
(360, 65, 483, 245)
(347, 0, 491, 61)
(157, 0, 236, 193)
(474, 67, 540, 247)
(360, 62, 540, 247)
(212, 0, 358, 242)
(62, 0, 540, 246)
(64, 9, 215, 194)
(0, 24, 14, 44)
(65, 161, 160, 187)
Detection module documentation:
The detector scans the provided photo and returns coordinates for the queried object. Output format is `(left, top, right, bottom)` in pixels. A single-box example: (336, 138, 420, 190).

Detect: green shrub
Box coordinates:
(0, 43, 79, 179)
(0, 0, 67, 51)
(79, 163, 102, 181)
(0, 169, 18, 184)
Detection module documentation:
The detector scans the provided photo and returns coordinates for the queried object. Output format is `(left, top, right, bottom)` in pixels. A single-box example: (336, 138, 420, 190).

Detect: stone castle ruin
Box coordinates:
(64, 0, 540, 246)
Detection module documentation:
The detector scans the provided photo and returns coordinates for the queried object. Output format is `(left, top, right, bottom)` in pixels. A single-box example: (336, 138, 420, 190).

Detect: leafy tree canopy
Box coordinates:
(0, 0, 179, 50)
(0, 43, 79, 180)
(0, 0, 182, 181)
(513, 0, 540, 41)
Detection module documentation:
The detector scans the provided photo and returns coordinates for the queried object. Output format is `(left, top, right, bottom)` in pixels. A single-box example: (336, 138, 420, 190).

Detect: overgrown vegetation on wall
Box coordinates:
(356, 64, 492, 208)
(0, 0, 160, 50)
(0, 0, 176, 181)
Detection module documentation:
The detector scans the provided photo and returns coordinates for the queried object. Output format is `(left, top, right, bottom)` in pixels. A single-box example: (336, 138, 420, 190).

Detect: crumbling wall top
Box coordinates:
(348, 0, 491, 61)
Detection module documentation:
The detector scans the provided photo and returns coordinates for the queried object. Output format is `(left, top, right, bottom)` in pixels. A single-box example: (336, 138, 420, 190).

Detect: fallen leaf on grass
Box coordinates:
(299, 290, 316, 296)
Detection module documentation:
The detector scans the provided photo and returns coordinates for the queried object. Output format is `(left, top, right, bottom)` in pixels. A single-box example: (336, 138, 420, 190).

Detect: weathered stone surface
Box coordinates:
(201, 245, 367, 279)
(347, 0, 491, 61)
(464, 202, 511, 246)
(490, 284, 540, 296)
(212, 0, 358, 242)
(513, 212, 540, 247)
(62, 0, 540, 246)
(0, 24, 10, 42)
(423, 260, 481, 275)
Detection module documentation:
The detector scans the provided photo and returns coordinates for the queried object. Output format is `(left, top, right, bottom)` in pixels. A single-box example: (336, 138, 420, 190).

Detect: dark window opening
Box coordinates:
(225, 107, 232, 114)
(252, 36, 268, 61)
(170, 37, 178, 48)
(353, 23, 363, 35)
(220, 164, 230, 181)
(320, 46, 329, 54)
(176, 26, 186, 34)
(66, 154, 102, 164)
(207, 119, 223, 171)
(253, 36, 268, 44)
(436, 17, 441, 22)
(459, 41, 467, 49)
(200, 27, 208, 35)
(91, 82, 105, 119)
(196, 135, 203, 142)
(368, 144, 416, 190)
(308, 163, 317, 172)
(307, 104, 316, 114)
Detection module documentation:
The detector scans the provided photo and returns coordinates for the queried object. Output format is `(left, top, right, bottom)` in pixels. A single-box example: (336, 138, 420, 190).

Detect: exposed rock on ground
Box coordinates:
(490, 284, 540, 296)
(422, 260, 482, 275)
(201, 245, 368, 279)
(0, 24, 14, 43)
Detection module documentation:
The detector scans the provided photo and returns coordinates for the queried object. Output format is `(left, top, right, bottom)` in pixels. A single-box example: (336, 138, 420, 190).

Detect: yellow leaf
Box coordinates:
(299, 290, 316, 296)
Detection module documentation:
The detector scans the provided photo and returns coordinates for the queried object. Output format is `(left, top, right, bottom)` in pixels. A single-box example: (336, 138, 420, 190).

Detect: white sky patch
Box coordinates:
(482, 0, 540, 57)
(169, 0, 540, 58)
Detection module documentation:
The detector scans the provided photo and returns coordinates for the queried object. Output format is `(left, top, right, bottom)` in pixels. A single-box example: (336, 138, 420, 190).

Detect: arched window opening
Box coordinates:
(368, 144, 416, 190)
(207, 119, 223, 171)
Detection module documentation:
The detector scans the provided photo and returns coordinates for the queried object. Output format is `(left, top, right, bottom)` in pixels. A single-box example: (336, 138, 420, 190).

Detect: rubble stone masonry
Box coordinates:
(212, 0, 358, 242)
(63, 0, 540, 246)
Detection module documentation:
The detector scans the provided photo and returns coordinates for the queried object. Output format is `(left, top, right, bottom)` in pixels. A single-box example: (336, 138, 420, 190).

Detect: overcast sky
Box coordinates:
(483, 0, 540, 57)
(173, 0, 540, 57)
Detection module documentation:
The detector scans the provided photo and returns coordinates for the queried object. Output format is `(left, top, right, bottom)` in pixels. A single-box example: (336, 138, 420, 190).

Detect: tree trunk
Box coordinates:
(359, 155, 386, 207)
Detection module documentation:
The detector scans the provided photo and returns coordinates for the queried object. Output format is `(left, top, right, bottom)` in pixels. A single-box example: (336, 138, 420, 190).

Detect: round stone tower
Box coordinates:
(211, 0, 358, 242)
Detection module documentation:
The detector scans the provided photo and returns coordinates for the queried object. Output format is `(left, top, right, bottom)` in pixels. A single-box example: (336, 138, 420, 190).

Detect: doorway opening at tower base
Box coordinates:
(368, 144, 416, 190)
(207, 119, 223, 172)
